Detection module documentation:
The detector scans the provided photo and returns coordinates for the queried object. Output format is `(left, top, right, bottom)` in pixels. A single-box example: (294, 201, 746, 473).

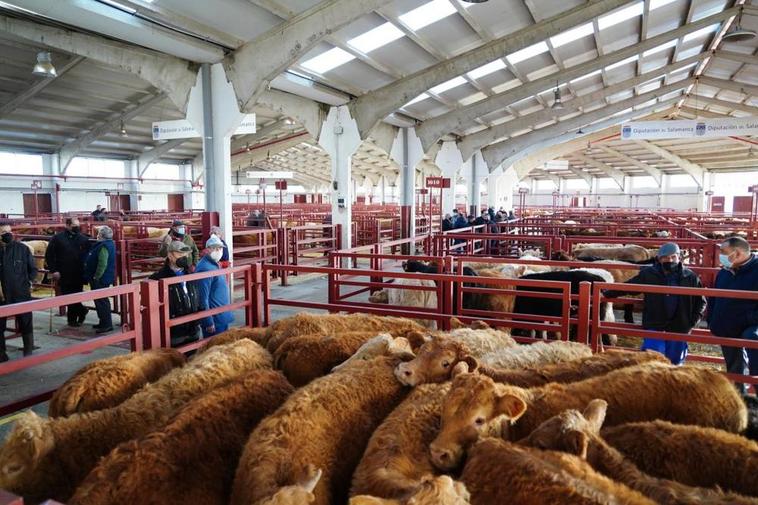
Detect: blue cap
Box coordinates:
(206, 235, 223, 248)
(658, 242, 680, 257)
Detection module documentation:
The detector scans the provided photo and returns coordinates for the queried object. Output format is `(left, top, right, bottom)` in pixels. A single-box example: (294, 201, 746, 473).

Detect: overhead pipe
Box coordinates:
(0, 172, 192, 185)
(230, 132, 309, 158)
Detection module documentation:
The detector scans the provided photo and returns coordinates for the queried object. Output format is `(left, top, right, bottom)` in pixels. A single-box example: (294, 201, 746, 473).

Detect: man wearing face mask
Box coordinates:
(84, 226, 116, 334)
(708, 236, 758, 393)
(209, 226, 229, 266)
(150, 241, 201, 347)
(0, 223, 37, 361)
(195, 236, 234, 338)
(45, 218, 91, 327)
(158, 220, 199, 267)
(604, 242, 705, 365)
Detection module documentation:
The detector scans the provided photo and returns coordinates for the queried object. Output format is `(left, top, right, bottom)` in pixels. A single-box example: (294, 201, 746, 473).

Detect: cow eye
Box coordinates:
(442, 361, 450, 368)
(474, 417, 485, 426)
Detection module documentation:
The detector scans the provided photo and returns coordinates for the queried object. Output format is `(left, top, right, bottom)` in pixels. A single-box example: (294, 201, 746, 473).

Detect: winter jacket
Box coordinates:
(708, 254, 758, 337)
(45, 230, 90, 287)
(0, 240, 37, 302)
(84, 239, 116, 286)
(605, 262, 706, 333)
(442, 219, 453, 232)
(158, 233, 199, 266)
(453, 215, 468, 229)
(149, 262, 201, 341)
(195, 255, 234, 331)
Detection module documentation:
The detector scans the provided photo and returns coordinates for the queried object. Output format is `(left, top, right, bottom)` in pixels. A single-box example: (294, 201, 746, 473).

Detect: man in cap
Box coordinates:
(0, 222, 37, 361)
(605, 242, 705, 365)
(195, 236, 234, 338)
(45, 217, 91, 327)
(158, 219, 199, 266)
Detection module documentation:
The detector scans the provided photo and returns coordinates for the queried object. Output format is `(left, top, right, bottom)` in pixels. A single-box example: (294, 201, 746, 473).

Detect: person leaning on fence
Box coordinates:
(91, 204, 107, 222)
(209, 226, 230, 267)
(195, 236, 234, 338)
(45, 217, 91, 327)
(84, 225, 116, 335)
(158, 219, 199, 267)
(604, 242, 706, 365)
(442, 214, 453, 232)
(150, 241, 201, 347)
(452, 209, 467, 229)
(707, 236, 758, 394)
(0, 223, 37, 362)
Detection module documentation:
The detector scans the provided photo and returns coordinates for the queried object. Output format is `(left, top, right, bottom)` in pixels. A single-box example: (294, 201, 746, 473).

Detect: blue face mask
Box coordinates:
(719, 253, 733, 269)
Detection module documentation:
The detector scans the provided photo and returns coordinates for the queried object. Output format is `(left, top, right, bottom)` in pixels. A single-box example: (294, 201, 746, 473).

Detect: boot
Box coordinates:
(22, 333, 35, 356)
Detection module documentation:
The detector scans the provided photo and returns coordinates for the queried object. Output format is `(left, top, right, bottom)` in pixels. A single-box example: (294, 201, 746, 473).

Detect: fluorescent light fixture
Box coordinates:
(682, 23, 719, 43)
(430, 76, 467, 94)
(598, 2, 643, 30)
(650, 0, 677, 9)
(246, 171, 294, 179)
(100, 0, 136, 13)
(399, 0, 457, 31)
(467, 59, 506, 79)
(605, 55, 639, 71)
(550, 23, 593, 48)
(569, 69, 602, 83)
(642, 39, 677, 57)
(405, 93, 430, 106)
(507, 41, 549, 64)
(348, 22, 404, 53)
(301, 47, 355, 74)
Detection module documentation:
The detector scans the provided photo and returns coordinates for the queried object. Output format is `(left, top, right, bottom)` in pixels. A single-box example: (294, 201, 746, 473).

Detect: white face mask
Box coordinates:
(209, 249, 223, 262)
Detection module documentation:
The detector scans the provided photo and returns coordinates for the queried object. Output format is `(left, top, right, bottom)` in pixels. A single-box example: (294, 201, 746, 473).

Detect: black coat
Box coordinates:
(605, 263, 706, 333)
(45, 230, 90, 288)
(149, 262, 201, 341)
(0, 240, 37, 302)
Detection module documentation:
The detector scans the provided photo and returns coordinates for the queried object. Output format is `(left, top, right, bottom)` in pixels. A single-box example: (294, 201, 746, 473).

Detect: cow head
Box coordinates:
(350, 476, 469, 505)
(263, 465, 322, 504)
(332, 334, 415, 373)
(521, 399, 607, 460)
(0, 411, 54, 493)
(429, 373, 527, 471)
(394, 337, 477, 387)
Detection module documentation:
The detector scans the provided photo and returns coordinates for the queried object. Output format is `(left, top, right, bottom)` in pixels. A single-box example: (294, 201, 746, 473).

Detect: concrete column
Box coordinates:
(318, 105, 361, 252)
(464, 150, 487, 216)
(435, 140, 463, 214)
(390, 127, 424, 240)
(380, 175, 386, 204)
(126, 160, 141, 211)
(41, 154, 59, 213)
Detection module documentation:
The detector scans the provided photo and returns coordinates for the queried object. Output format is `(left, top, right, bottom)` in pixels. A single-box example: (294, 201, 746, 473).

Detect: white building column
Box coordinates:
(41, 154, 59, 213)
(318, 105, 361, 251)
(435, 140, 463, 214)
(390, 127, 424, 240)
(126, 160, 141, 211)
(461, 150, 487, 216)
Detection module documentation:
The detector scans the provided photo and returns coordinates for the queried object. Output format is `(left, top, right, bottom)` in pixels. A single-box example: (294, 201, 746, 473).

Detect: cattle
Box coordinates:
(573, 245, 653, 263)
(368, 278, 438, 329)
(350, 476, 470, 505)
(401, 260, 480, 312)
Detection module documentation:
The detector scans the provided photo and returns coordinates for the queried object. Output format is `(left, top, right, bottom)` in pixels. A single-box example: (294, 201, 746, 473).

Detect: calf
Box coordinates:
(350, 476, 470, 505)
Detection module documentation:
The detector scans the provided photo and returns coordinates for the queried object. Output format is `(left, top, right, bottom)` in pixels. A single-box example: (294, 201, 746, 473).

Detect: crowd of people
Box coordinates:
(441, 206, 517, 232)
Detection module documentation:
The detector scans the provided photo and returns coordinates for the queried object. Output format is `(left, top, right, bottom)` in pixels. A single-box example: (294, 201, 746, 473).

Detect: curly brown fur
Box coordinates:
(523, 401, 758, 504)
(350, 476, 470, 505)
(48, 349, 186, 417)
(460, 438, 653, 505)
(68, 369, 293, 505)
(602, 420, 758, 497)
(230, 356, 410, 505)
(198, 326, 269, 352)
(0, 340, 272, 502)
(264, 313, 423, 353)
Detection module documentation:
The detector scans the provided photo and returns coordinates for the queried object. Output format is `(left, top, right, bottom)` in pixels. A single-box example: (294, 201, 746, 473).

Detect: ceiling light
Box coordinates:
(461, 0, 488, 3)
(399, 0, 457, 31)
(551, 81, 564, 110)
(32, 51, 57, 78)
(576, 128, 585, 135)
(301, 47, 355, 74)
(245, 142, 251, 152)
(283, 118, 297, 130)
(119, 120, 127, 137)
(723, 7, 757, 42)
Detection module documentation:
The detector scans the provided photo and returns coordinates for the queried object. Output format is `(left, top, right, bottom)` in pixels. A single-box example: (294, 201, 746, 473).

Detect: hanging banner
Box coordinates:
(620, 117, 758, 140)
(152, 114, 256, 140)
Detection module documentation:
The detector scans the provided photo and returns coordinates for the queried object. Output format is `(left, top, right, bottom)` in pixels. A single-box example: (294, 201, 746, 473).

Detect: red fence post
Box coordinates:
(589, 284, 602, 353)
(201, 211, 219, 245)
(576, 281, 591, 346)
(139, 280, 162, 350)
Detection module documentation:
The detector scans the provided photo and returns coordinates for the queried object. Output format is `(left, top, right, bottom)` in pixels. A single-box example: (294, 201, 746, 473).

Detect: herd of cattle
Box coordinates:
(0, 313, 756, 504)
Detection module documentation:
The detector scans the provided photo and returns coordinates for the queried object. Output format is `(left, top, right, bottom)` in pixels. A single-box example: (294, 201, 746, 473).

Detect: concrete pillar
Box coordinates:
(464, 150, 487, 216)
(500, 166, 518, 212)
(126, 160, 141, 211)
(390, 127, 424, 240)
(41, 154, 59, 213)
(318, 105, 361, 252)
(380, 175, 386, 204)
(435, 141, 463, 214)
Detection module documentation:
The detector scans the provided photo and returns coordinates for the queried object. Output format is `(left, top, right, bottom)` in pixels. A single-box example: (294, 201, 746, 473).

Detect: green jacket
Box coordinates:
(158, 234, 199, 266)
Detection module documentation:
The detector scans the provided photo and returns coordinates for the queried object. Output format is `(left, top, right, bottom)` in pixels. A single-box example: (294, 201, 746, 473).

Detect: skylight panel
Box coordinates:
(405, 93, 430, 107)
(430, 76, 467, 94)
(348, 22, 404, 53)
(550, 23, 593, 48)
(650, 0, 677, 9)
(467, 59, 506, 80)
(507, 41, 549, 65)
(301, 47, 355, 74)
(598, 2, 643, 30)
(399, 0, 457, 31)
(459, 92, 487, 106)
(676, 46, 703, 61)
(570, 69, 602, 84)
(606, 55, 639, 71)
(682, 24, 719, 43)
(642, 39, 677, 57)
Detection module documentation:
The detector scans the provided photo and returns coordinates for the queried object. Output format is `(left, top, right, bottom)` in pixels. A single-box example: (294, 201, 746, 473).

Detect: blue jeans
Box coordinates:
(201, 321, 229, 338)
(90, 278, 113, 329)
(720, 325, 758, 393)
(641, 334, 688, 365)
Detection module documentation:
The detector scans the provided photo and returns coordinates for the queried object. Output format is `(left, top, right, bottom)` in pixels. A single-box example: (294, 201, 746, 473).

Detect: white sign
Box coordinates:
(542, 160, 569, 171)
(152, 114, 257, 140)
(246, 171, 294, 179)
(621, 117, 758, 140)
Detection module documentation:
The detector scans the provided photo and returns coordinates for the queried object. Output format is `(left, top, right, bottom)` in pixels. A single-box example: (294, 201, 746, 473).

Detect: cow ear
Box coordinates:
(451, 361, 470, 378)
(462, 355, 479, 373)
(449, 317, 465, 329)
(495, 392, 527, 421)
(403, 330, 430, 351)
(565, 430, 589, 459)
(470, 320, 490, 330)
(582, 399, 607, 433)
(388, 337, 415, 360)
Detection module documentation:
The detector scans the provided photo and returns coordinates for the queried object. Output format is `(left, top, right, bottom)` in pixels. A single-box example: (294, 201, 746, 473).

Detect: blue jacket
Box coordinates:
(195, 255, 234, 330)
(84, 239, 116, 286)
(708, 254, 758, 337)
(454, 215, 468, 229)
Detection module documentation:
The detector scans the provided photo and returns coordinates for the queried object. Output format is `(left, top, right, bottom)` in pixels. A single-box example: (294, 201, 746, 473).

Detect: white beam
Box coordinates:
(687, 94, 758, 115)
(224, 0, 392, 112)
(0, 55, 84, 119)
(714, 49, 758, 66)
(137, 139, 186, 177)
(596, 145, 662, 186)
(567, 164, 594, 186)
(256, 89, 326, 139)
(698, 76, 758, 98)
(573, 153, 625, 190)
(0, 14, 197, 112)
(414, 7, 736, 151)
(632, 139, 704, 188)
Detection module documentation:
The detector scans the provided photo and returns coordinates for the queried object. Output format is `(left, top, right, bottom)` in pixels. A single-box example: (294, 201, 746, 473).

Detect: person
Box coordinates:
(488, 207, 495, 221)
(707, 236, 758, 393)
(0, 223, 37, 361)
(494, 211, 504, 223)
(441, 214, 453, 232)
(474, 212, 489, 227)
(453, 209, 467, 229)
(91, 205, 107, 222)
(45, 217, 91, 327)
(84, 225, 116, 334)
(246, 210, 260, 227)
(209, 226, 230, 266)
(158, 219, 199, 266)
(604, 243, 705, 365)
(508, 210, 516, 221)
(149, 241, 200, 347)
(195, 236, 234, 338)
